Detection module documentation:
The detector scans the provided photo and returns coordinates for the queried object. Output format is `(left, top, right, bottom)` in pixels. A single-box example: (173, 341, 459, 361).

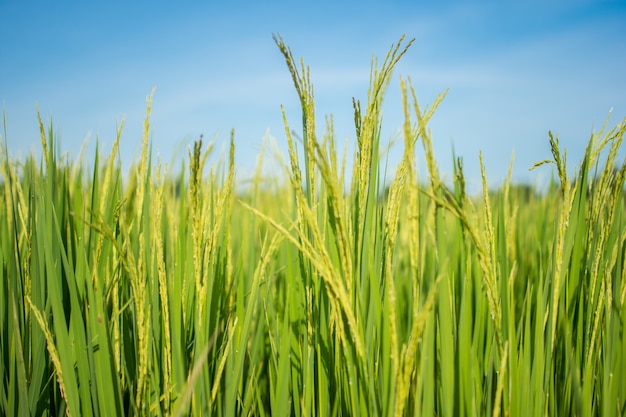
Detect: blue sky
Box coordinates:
(1, 1, 625, 190)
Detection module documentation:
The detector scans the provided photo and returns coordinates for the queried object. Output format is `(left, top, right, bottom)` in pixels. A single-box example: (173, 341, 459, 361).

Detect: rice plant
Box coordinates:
(1, 35, 625, 416)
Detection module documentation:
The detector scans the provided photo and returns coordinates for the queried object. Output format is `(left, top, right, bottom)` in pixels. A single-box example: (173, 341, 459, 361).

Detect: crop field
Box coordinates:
(2, 36, 626, 416)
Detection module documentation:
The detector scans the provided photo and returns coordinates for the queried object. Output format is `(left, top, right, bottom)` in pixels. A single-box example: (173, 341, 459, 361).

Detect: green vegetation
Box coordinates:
(2, 35, 625, 416)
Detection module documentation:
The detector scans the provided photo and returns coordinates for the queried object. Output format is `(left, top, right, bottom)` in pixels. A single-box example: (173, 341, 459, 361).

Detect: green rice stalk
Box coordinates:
(394, 273, 442, 417)
(479, 152, 504, 358)
(273, 33, 317, 209)
(25, 296, 71, 416)
(151, 161, 173, 409)
(492, 341, 509, 417)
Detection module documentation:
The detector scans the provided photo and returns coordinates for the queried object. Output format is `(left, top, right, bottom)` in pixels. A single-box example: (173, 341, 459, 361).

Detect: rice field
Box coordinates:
(1, 35, 625, 416)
